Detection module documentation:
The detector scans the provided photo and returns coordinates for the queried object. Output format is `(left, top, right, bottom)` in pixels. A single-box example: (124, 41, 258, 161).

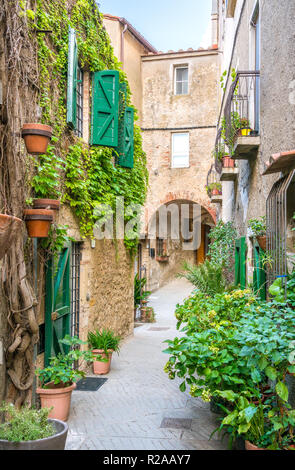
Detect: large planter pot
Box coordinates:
(0, 214, 23, 260)
(245, 440, 266, 451)
(0, 419, 68, 450)
(21, 123, 52, 155)
(24, 209, 54, 238)
(37, 383, 76, 422)
(256, 235, 267, 252)
(222, 155, 235, 168)
(33, 199, 60, 221)
(92, 349, 113, 375)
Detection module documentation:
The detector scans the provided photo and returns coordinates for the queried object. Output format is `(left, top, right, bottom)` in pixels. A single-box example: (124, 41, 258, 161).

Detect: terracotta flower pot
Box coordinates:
(212, 188, 221, 196)
(245, 440, 266, 451)
(222, 155, 235, 168)
(21, 123, 52, 155)
(92, 349, 113, 375)
(0, 214, 23, 260)
(37, 383, 76, 422)
(24, 209, 54, 238)
(256, 235, 267, 251)
(33, 199, 60, 221)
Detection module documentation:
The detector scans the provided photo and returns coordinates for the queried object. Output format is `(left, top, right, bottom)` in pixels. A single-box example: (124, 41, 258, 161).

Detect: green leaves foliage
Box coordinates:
(36, 335, 96, 387)
(34, 0, 148, 255)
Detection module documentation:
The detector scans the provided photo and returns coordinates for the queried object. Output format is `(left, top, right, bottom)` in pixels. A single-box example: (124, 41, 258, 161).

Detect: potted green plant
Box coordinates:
(134, 274, 151, 315)
(206, 182, 222, 197)
(30, 141, 63, 216)
(248, 216, 267, 251)
(237, 117, 251, 136)
(21, 123, 52, 155)
(141, 306, 156, 323)
(88, 329, 121, 375)
(0, 403, 68, 450)
(36, 336, 95, 421)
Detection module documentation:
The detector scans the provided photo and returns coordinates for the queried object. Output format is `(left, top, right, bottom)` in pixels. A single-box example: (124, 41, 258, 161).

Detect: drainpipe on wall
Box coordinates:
(120, 23, 128, 69)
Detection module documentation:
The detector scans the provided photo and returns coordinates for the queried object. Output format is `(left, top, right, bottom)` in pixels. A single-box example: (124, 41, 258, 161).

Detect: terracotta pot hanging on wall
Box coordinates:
(24, 209, 54, 238)
(0, 214, 23, 260)
(222, 155, 235, 168)
(21, 123, 53, 155)
(256, 235, 267, 252)
(33, 199, 60, 220)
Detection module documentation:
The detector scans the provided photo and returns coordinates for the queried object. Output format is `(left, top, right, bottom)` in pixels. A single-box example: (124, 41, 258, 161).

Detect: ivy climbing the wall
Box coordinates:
(33, 0, 148, 255)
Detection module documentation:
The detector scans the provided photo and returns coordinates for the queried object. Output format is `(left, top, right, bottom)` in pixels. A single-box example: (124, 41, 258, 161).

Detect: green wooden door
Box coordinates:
(235, 237, 247, 289)
(45, 247, 71, 366)
(253, 242, 266, 300)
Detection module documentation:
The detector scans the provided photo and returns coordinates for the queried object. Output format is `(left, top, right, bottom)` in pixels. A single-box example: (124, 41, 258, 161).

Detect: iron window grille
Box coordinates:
(71, 242, 82, 338)
(266, 169, 295, 292)
(76, 67, 83, 138)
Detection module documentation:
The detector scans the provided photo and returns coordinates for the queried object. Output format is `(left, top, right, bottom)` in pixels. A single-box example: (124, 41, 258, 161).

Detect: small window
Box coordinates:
(76, 66, 83, 138)
(156, 238, 167, 257)
(171, 133, 189, 168)
(175, 66, 188, 95)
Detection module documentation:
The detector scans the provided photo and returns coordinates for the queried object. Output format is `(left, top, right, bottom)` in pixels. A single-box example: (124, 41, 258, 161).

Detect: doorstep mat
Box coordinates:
(75, 377, 108, 392)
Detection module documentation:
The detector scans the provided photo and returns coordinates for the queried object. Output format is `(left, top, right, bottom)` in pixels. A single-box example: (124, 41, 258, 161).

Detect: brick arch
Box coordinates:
(145, 190, 217, 231)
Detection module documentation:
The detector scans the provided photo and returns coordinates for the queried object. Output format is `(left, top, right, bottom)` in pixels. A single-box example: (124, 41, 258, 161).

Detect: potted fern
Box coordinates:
(88, 329, 121, 375)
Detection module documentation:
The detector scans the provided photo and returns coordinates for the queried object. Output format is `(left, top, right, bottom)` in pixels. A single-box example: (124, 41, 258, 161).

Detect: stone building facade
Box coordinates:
(214, 0, 295, 290)
(141, 48, 219, 291)
(104, 4, 221, 291)
(0, 0, 146, 403)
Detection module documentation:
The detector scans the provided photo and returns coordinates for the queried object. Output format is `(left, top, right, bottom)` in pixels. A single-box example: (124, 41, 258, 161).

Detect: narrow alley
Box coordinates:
(66, 279, 227, 451)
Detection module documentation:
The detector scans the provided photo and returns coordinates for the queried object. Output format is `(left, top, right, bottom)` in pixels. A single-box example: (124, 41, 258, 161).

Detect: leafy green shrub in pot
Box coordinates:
(88, 329, 121, 375)
(0, 403, 68, 450)
(134, 274, 151, 309)
(214, 301, 295, 449)
(36, 335, 96, 421)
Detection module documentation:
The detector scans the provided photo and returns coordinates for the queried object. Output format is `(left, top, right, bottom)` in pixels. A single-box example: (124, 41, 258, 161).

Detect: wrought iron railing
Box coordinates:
(224, 71, 260, 146)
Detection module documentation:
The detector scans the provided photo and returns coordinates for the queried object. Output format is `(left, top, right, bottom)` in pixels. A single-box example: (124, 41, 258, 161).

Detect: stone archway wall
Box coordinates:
(144, 190, 216, 232)
(142, 193, 217, 292)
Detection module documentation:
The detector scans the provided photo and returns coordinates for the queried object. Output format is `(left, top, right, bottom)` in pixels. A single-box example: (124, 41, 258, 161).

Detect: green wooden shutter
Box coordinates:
(91, 70, 119, 147)
(253, 243, 266, 300)
(235, 237, 247, 289)
(67, 27, 78, 129)
(117, 106, 134, 168)
(45, 247, 71, 366)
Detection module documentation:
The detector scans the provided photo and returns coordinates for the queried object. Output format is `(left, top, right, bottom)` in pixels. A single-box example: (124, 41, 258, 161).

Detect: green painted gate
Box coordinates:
(235, 237, 247, 289)
(253, 242, 266, 300)
(45, 247, 71, 366)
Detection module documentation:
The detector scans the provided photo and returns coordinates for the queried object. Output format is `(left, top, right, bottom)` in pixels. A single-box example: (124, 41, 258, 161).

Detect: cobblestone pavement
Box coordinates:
(66, 279, 228, 450)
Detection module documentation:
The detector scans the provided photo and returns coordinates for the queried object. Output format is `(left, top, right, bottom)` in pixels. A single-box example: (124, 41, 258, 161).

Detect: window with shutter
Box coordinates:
(235, 237, 247, 289)
(90, 70, 119, 147)
(117, 106, 134, 169)
(67, 27, 78, 129)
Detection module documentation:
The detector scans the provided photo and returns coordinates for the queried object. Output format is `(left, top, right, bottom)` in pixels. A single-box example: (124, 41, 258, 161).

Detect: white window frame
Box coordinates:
(171, 132, 190, 169)
(174, 66, 189, 96)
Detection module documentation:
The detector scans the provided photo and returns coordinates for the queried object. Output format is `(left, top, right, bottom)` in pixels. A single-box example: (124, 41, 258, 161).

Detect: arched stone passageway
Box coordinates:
(138, 197, 216, 292)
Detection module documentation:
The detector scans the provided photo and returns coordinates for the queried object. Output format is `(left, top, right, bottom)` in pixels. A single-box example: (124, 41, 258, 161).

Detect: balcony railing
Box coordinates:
(224, 71, 260, 147)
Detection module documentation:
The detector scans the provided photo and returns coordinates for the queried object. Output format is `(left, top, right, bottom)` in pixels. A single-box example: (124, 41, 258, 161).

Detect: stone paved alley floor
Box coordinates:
(66, 279, 228, 450)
